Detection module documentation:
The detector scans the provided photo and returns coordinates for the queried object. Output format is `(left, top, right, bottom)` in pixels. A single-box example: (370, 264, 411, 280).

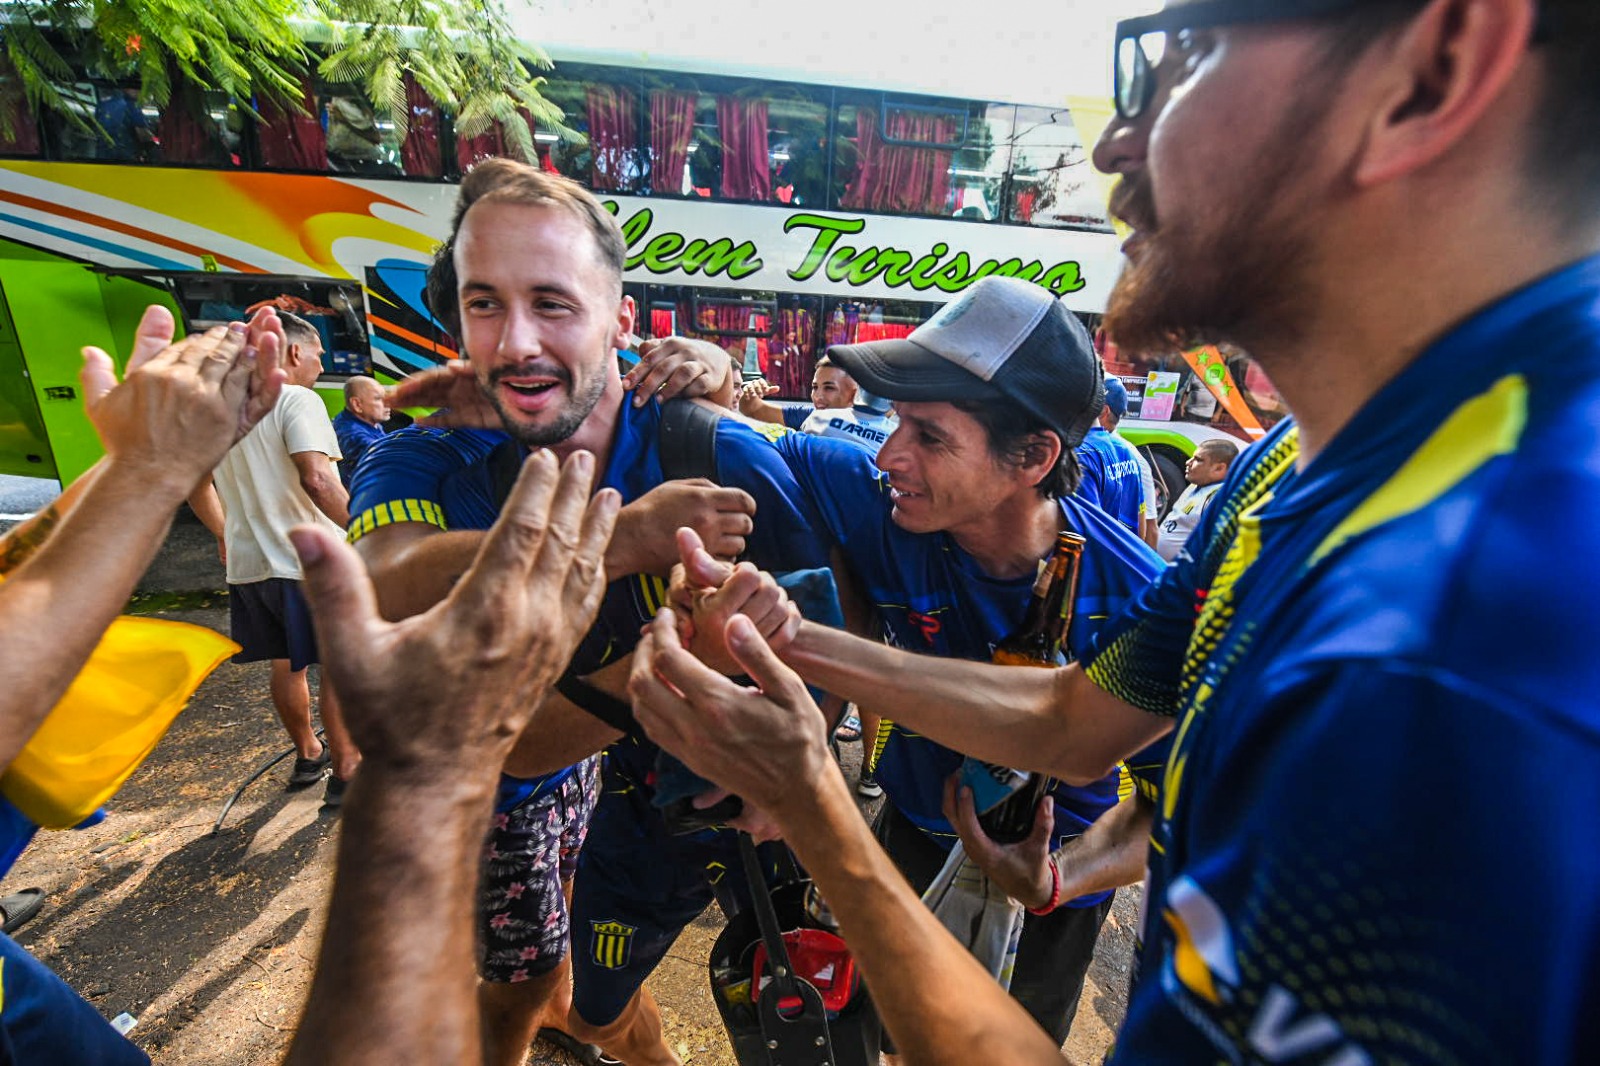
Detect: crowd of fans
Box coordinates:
(0, 1, 1597, 1063)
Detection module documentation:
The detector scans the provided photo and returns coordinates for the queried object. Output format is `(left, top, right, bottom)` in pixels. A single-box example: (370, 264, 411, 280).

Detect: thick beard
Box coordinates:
(485, 365, 610, 448)
(1104, 92, 1330, 359)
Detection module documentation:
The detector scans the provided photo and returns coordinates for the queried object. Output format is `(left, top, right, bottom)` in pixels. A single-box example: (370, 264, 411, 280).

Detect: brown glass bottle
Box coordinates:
(978, 532, 1086, 844)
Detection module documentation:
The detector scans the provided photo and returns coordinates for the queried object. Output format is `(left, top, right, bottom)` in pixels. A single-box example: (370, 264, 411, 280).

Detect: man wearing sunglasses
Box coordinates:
(627, 1, 1600, 1063)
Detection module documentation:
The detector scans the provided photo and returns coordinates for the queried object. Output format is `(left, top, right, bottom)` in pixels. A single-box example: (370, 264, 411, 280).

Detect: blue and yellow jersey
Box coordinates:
(1075, 426, 1147, 534)
(1087, 256, 1600, 1064)
(348, 397, 829, 797)
(775, 433, 1167, 904)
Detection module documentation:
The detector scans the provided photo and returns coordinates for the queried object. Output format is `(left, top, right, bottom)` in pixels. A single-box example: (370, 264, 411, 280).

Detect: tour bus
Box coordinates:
(0, 44, 1269, 504)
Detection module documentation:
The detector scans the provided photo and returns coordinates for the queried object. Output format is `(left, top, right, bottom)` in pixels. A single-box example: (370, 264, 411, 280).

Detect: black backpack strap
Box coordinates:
(658, 397, 723, 483)
(739, 833, 835, 1066)
(486, 438, 525, 510)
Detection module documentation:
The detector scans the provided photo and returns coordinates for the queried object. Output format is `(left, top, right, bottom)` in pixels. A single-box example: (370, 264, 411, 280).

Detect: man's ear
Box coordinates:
(1019, 430, 1064, 484)
(1353, 0, 1537, 187)
(612, 294, 637, 350)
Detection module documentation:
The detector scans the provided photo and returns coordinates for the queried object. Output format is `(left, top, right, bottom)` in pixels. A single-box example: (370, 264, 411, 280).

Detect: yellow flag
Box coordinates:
(0, 616, 237, 828)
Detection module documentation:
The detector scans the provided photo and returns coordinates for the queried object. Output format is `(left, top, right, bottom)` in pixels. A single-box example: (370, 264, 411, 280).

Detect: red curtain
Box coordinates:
(769, 306, 817, 396)
(257, 78, 326, 171)
(854, 321, 914, 343)
(157, 82, 230, 166)
(679, 300, 771, 376)
(401, 73, 441, 177)
(717, 96, 770, 201)
(841, 108, 957, 215)
(587, 85, 637, 191)
(0, 92, 39, 155)
(649, 89, 696, 195)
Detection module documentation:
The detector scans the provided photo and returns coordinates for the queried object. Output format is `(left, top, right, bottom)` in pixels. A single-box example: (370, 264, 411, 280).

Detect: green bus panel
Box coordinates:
(0, 258, 178, 485)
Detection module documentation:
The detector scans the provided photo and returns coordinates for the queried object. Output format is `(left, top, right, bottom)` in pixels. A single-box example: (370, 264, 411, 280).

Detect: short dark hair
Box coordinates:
(425, 158, 627, 337)
(1315, 1, 1600, 222)
(1195, 438, 1240, 465)
(952, 397, 1079, 498)
(278, 311, 320, 349)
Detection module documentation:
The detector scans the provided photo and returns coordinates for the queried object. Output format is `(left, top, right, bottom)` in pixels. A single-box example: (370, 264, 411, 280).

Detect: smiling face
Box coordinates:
(811, 365, 858, 410)
(1095, 15, 1342, 356)
(454, 199, 633, 449)
(873, 401, 1034, 538)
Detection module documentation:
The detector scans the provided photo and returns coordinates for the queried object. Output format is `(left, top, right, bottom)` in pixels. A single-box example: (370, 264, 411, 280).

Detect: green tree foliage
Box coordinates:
(0, 0, 564, 160)
(315, 1, 571, 160)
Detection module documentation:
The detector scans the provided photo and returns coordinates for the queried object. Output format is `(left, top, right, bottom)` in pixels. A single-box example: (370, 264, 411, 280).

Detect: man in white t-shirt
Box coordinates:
(1155, 438, 1239, 562)
(190, 313, 357, 806)
(798, 386, 896, 457)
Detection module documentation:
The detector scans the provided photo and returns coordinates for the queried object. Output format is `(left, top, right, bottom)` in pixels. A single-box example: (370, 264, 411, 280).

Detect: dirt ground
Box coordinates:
(2, 520, 1136, 1064)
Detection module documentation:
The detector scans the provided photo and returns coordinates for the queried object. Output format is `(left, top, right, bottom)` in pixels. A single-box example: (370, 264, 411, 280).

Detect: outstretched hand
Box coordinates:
(667, 527, 801, 673)
(388, 360, 503, 429)
(631, 607, 831, 817)
(291, 450, 620, 781)
(943, 774, 1058, 911)
(80, 305, 285, 493)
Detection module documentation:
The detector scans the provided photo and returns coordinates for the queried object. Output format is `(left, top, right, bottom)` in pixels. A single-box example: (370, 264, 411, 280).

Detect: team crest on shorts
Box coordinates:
(590, 919, 637, 969)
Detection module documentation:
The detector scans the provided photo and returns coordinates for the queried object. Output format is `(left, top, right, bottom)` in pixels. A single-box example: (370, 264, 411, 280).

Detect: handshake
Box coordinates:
(630, 528, 830, 841)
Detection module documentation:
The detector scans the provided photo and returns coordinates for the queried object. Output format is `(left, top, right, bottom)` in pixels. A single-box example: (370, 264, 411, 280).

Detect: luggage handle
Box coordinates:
(738, 833, 836, 1066)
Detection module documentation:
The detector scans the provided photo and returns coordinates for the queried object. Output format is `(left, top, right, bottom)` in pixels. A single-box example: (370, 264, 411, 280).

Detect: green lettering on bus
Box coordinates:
(785, 214, 867, 282)
(1038, 261, 1086, 296)
(930, 251, 974, 293)
(875, 248, 915, 286)
(640, 231, 686, 272)
(907, 244, 950, 291)
(678, 236, 763, 279)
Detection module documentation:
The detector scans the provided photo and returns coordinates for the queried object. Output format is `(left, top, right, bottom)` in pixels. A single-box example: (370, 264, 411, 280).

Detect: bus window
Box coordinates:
(641, 73, 829, 207)
(647, 285, 823, 398)
(0, 82, 41, 157)
(832, 94, 1013, 220)
(1007, 106, 1108, 230)
(1110, 342, 1287, 437)
(256, 74, 439, 178)
(55, 81, 159, 164)
(486, 68, 645, 192)
(167, 274, 373, 378)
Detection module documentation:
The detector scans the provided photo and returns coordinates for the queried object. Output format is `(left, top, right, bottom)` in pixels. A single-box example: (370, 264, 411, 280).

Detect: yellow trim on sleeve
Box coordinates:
(346, 499, 449, 544)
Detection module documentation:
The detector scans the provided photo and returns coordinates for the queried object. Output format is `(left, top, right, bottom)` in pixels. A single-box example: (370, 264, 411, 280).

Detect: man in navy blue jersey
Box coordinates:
(348, 159, 827, 1066)
(670, 276, 1170, 1045)
(626, 1, 1600, 1064)
(1074, 375, 1148, 536)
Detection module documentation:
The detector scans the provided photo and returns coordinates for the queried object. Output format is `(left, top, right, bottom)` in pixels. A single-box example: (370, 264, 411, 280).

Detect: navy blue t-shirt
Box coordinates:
(780, 404, 812, 431)
(348, 397, 829, 796)
(1086, 257, 1600, 1064)
(332, 409, 385, 487)
(774, 433, 1167, 905)
(1074, 426, 1145, 534)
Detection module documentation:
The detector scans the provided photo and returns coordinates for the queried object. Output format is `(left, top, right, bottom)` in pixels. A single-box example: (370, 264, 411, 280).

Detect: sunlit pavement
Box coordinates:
(0, 474, 59, 525)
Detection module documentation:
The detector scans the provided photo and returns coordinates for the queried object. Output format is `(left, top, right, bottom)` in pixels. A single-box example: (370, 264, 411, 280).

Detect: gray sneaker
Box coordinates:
(856, 770, 883, 799)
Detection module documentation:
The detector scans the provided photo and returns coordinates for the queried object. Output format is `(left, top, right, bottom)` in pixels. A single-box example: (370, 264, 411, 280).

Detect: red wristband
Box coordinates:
(1027, 856, 1062, 916)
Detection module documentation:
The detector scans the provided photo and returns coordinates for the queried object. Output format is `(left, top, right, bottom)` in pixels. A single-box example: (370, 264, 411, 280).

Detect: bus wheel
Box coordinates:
(1144, 446, 1186, 522)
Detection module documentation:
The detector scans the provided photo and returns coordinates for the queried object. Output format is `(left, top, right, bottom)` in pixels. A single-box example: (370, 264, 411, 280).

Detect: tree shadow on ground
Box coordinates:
(18, 795, 330, 1017)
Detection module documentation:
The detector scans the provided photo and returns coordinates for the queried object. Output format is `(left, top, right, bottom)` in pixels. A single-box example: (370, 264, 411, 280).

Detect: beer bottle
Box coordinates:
(974, 532, 1086, 844)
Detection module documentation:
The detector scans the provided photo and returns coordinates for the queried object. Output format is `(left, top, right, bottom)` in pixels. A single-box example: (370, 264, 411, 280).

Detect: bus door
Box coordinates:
(0, 281, 54, 479)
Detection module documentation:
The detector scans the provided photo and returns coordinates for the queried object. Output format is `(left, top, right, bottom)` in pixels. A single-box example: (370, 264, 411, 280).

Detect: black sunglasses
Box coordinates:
(1113, 0, 1547, 121)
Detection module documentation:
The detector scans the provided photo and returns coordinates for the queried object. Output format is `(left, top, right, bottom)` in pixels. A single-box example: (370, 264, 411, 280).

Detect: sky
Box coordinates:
(515, 0, 1160, 106)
